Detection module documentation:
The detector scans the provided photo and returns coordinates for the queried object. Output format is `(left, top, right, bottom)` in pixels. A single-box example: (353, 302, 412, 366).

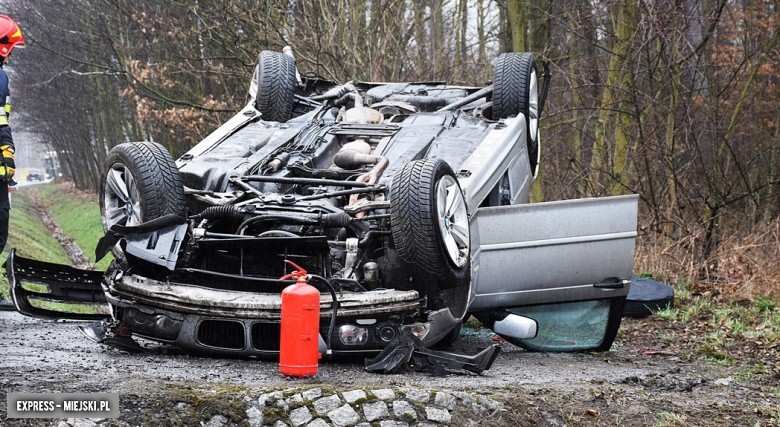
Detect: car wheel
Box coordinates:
(100, 141, 186, 233)
(391, 159, 470, 289)
(433, 320, 463, 349)
(254, 50, 296, 122)
(493, 52, 540, 175)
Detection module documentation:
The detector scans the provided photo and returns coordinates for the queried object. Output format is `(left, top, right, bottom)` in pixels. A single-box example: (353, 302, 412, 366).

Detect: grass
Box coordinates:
(757, 297, 777, 313)
(5, 187, 70, 263)
(0, 187, 70, 300)
(635, 217, 780, 302)
(35, 183, 113, 270)
(654, 411, 687, 427)
(622, 281, 780, 373)
(1, 184, 111, 316)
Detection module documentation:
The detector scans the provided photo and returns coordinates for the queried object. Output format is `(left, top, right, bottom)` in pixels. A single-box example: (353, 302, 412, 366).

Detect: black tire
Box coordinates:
(100, 141, 186, 233)
(390, 159, 470, 289)
(493, 52, 540, 174)
(254, 50, 296, 122)
(433, 320, 463, 350)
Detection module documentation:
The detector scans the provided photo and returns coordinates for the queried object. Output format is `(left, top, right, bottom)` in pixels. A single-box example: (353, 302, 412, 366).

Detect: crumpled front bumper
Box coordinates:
(104, 274, 425, 357)
(4, 250, 453, 357)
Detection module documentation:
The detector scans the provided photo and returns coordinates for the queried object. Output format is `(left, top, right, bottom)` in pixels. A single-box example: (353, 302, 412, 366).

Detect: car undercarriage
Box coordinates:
(6, 49, 638, 359)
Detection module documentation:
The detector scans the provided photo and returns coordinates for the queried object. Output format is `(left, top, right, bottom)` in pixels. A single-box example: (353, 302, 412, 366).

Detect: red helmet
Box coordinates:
(0, 15, 24, 58)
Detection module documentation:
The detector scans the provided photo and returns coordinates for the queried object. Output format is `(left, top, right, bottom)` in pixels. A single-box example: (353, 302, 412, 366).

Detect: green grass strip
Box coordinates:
(36, 183, 113, 270)
(0, 186, 70, 300)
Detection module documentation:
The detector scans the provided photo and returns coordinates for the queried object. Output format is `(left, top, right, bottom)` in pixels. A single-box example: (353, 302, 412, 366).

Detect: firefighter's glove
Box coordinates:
(0, 145, 15, 182)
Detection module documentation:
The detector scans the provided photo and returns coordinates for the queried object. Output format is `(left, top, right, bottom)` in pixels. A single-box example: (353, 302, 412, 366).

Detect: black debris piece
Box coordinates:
(623, 277, 675, 318)
(365, 331, 500, 376)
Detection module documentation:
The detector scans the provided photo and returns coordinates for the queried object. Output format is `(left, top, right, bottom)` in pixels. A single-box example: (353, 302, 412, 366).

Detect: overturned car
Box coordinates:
(6, 50, 638, 357)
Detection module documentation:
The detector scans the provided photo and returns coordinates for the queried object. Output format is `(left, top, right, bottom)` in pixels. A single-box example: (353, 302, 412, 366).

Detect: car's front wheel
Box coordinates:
(100, 141, 186, 233)
(391, 159, 470, 289)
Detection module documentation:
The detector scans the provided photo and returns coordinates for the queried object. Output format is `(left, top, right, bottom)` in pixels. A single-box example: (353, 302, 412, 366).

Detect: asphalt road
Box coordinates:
(0, 310, 669, 392)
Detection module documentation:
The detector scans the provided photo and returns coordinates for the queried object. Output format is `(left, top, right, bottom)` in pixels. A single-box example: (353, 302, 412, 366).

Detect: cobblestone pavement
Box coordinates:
(47, 385, 504, 427)
(241, 387, 498, 427)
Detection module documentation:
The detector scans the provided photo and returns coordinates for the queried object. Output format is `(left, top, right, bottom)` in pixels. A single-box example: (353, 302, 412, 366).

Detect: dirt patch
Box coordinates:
(0, 312, 777, 426)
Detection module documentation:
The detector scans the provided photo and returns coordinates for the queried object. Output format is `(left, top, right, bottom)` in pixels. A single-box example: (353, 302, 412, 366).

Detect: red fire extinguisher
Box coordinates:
(278, 260, 321, 377)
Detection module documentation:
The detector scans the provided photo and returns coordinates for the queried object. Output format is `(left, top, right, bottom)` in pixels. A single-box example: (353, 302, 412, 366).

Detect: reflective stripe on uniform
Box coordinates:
(0, 94, 7, 125)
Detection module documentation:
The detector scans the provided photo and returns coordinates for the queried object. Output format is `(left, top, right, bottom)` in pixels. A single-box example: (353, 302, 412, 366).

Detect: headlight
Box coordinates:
(400, 322, 430, 339)
(378, 325, 396, 342)
(338, 325, 368, 346)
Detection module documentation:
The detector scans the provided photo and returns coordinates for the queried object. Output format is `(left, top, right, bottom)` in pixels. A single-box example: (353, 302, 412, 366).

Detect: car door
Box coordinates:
(468, 194, 639, 351)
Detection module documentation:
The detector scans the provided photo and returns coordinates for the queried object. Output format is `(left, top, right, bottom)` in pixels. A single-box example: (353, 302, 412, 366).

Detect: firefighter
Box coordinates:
(0, 15, 24, 256)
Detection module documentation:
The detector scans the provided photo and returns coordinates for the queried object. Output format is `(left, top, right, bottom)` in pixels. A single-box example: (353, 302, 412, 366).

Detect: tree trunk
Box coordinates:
(589, 0, 635, 196)
(765, 100, 780, 222)
(476, 0, 489, 82)
(454, 0, 469, 82)
(506, 0, 527, 52)
(413, 0, 428, 78)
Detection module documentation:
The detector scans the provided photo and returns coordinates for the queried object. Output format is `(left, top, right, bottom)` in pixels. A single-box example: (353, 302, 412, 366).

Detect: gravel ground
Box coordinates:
(1, 311, 778, 426)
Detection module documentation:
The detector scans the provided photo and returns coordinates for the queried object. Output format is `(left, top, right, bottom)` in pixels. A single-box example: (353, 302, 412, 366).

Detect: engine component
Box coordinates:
(344, 107, 383, 124)
(362, 262, 379, 284)
(343, 238, 359, 278)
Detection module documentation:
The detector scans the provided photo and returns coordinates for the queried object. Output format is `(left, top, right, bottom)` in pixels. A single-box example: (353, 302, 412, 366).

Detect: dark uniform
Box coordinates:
(0, 64, 12, 253)
(0, 14, 24, 309)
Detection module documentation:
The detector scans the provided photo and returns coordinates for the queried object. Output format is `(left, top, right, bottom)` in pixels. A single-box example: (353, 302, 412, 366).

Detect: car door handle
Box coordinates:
(593, 278, 630, 289)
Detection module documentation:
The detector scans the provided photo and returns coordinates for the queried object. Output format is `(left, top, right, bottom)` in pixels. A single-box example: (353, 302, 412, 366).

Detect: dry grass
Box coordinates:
(635, 217, 780, 302)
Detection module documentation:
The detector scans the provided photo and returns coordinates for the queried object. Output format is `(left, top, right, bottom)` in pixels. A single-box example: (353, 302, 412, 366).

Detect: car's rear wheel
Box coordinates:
(493, 52, 540, 175)
(391, 159, 470, 289)
(100, 142, 186, 233)
(254, 50, 296, 122)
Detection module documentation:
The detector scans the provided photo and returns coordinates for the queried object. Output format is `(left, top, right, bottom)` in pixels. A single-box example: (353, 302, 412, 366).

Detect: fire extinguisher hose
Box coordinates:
(308, 274, 339, 356)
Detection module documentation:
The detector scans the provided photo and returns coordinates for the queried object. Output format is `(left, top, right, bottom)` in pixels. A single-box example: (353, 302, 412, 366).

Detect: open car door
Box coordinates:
(4, 249, 110, 320)
(470, 194, 638, 351)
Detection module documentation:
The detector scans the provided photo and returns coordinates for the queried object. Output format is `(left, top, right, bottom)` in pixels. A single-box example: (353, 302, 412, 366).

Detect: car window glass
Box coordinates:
(507, 300, 613, 351)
